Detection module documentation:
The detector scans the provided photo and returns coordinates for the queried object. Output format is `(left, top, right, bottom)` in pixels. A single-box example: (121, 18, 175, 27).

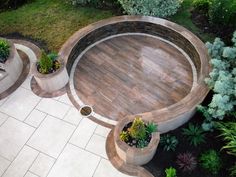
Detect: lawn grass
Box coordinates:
(170, 0, 215, 42)
(0, 0, 214, 51)
(0, 0, 113, 51)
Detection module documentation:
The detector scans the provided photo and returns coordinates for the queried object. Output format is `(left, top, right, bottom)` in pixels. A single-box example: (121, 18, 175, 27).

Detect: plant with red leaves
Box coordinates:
(176, 152, 197, 172)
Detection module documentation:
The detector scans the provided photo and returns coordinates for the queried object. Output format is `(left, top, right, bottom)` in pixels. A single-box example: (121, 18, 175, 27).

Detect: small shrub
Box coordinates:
(118, 0, 183, 18)
(128, 117, 146, 140)
(68, 0, 120, 9)
(160, 134, 178, 151)
(182, 123, 206, 146)
(193, 0, 212, 13)
(165, 167, 177, 177)
(0, 39, 10, 63)
(199, 149, 222, 174)
(209, 0, 236, 28)
(216, 122, 236, 176)
(0, 0, 31, 10)
(146, 122, 157, 134)
(120, 131, 129, 142)
(38, 51, 53, 74)
(176, 152, 197, 172)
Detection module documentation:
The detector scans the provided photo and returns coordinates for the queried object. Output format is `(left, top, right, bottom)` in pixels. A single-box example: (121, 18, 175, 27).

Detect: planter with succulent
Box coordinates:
(114, 116, 160, 165)
(0, 38, 23, 93)
(32, 51, 69, 92)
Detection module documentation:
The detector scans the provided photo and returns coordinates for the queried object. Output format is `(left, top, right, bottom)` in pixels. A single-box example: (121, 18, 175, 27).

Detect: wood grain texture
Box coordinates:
(74, 35, 193, 120)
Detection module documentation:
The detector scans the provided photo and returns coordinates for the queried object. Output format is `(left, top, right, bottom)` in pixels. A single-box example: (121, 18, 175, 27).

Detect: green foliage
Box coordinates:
(230, 164, 236, 176)
(199, 149, 222, 174)
(209, 0, 236, 28)
(129, 117, 146, 140)
(176, 152, 197, 172)
(0, 39, 10, 63)
(137, 139, 149, 148)
(182, 123, 206, 146)
(0, 0, 31, 10)
(146, 122, 157, 135)
(118, 0, 183, 18)
(47, 52, 58, 61)
(160, 134, 178, 151)
(68, 0, 119, 9)
(193, 0, 212, 13)
(165, 167, 177, 177)
(38, 51, 53, 74)
(200, 32, 236, 130)
(119, 131, 129, 142)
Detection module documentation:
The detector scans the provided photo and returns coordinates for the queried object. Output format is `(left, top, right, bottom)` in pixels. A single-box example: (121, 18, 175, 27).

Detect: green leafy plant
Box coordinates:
(118, 0, 183, 18)
(146, 122, 157, 134)
(38, 51, 53, 74)
(119, 131, 129, 142)
(0, 39, 10, 63)
(199, 31, 236, 130)
(193, 0, 212, 13)
(216, 122, 236, 176)
(160, 134, 178, 151)
(199, 149, 222, 174)
(176, 152, 197, 172)
(128, 117, 146, 140)
(182, 123, 206, 146)
(165, 167, 177, 177)
(137, 139, 149, 148)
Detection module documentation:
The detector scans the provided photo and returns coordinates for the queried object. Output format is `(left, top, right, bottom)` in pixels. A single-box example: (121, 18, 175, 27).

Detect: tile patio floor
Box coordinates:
(0, 44, 134, 177)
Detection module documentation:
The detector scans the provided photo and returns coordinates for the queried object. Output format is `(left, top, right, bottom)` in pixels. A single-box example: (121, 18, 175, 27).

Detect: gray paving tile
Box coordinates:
(47, 144, 100, 177)
(2, 146, 39, 177)
(0, 118, 35, 161)
(36, 98, 70, 119)
(24, 109, 46, 128)
(27, 115, 75, 158)
(29, 153, 55, 177)
(0, 156, 10, 176)
(63, 107, 82, 125)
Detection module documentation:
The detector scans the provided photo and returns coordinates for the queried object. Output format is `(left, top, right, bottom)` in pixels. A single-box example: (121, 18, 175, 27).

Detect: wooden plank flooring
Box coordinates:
(74, 35, 193, 120)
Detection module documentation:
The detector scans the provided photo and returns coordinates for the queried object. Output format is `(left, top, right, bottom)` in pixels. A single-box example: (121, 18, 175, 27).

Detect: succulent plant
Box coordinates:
(165, 167, 177, 177)
(160, 134, 179, 151)
(129, 116, 146, 140)
(146, 122, 158, 134)
(120, 131, 129, 142)
(176, 152, 197, 172)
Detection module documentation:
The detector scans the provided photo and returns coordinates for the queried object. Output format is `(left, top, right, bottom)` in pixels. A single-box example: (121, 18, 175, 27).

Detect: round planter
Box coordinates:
(114, 117, 160, 166)
(0, 39, 23, 94)
(32, 58, 69, 92)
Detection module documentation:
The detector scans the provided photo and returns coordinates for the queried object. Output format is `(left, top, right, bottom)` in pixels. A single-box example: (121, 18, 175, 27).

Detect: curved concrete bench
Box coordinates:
(60, 16, 210, 133)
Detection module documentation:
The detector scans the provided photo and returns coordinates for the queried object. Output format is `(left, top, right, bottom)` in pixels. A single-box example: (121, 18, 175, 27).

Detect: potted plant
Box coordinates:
(114, 116, 160, 166)
(0, 38, 23, 93)
(32, 51, 69, 92)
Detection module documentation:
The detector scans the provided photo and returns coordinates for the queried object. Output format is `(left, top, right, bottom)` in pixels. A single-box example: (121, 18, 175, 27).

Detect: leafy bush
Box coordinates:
(38, 51, 53, 74)
(182, 123, 206, 146)
(165, 167, 177, 177)
(199, 32, 236, 131)
(209, 0, 236, 28)
(120, 131, 129, 142)
(160, 134, 178, 151)
(129, 117, 146, 140)
(193, 0, 212, 13)
(0, 0, 30, 10)
(0, 39, 10, 63)
(217, 122, 236, 176)
(199, 149, 222, 174)
(176, 152, 197, 172)
(118, 0, 183, 18)
(146, 122, 158, 134)
(68, 0, 120, 9)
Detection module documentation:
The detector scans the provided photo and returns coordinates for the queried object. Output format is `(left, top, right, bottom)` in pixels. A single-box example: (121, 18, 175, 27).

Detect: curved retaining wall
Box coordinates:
(60, 16, 211, 133)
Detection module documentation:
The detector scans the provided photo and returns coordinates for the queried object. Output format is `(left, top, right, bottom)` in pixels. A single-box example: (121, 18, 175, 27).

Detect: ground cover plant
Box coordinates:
(0, 39, 10, 63)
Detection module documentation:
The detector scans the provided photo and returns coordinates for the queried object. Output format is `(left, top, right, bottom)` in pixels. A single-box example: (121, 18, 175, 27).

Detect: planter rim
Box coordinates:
(32, 57, 66, 79)
(114, 117, 160, 152)
(0, 38, 15, 65)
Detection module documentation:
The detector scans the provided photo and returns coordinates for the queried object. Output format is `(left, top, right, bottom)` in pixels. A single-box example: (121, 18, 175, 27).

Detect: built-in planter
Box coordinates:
(32, 58, 69, 92)
(0, 39, 23, 93)
(114, 117, 160, 166)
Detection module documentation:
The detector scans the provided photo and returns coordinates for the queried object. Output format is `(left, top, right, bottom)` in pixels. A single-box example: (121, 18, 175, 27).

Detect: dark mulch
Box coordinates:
(191, 9, 235, 45)
(144, 92, 236, 177)
(0, 32, 48, 52)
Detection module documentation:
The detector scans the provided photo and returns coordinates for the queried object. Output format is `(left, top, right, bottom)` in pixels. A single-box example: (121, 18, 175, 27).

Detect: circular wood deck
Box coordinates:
(73, 35, 193, 121)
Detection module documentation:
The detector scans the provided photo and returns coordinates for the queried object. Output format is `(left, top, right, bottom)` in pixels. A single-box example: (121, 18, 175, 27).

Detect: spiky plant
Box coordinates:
(129, 116, 146, 140)
(0, 39, 10, 63)
(120, 131, 129, 142)
(160, 134, 179, 151)
(146, 122, 158, 134)
(165, 167, 177, 177)
(176, 152, 197, 172)
(182, 123, 206, 146)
